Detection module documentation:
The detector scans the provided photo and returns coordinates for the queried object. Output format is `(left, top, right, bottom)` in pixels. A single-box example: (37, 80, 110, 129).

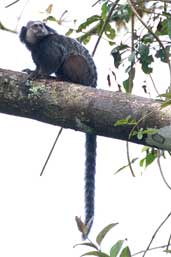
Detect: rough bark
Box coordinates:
(0, 68, 171, 150)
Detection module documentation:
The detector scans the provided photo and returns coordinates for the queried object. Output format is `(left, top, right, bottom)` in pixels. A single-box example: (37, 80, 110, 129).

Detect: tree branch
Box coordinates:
(0, 67, 171, 150)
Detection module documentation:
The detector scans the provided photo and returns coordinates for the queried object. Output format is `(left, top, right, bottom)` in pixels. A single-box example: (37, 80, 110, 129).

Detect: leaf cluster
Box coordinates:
(75, 223, 131, 257)
(62, 1, 171, 92)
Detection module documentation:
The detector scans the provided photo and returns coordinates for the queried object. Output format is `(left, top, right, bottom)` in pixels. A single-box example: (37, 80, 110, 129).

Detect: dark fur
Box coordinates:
(19, 21, 97, 238)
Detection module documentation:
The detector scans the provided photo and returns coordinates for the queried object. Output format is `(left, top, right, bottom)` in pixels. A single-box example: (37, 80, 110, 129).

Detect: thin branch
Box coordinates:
(126, 0, 136, 175)
(128, 9, 135, 93)
(5, 0, 20, 8)
(157, 150, 171, 191)
(40, 127, 63, 176)
(166, 234, 171, 252)
(92, 0, 120, 56)
(142, 210, 171, 257)
(132, 243, 171, 256)
(15, 0, 30, 31)
(126, 141, 136, 177)
(92, 0, 102, 7)
(149, 74, 160, 97)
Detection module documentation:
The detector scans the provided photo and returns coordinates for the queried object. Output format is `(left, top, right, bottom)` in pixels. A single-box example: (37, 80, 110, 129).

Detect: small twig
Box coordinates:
(126, 141, 135, 177)
(92, 0, 113, 8)
(40, 127, 63, 176)
(92, 0, 101, 7)
(58, 10, 68, 25)
(125, 7, 135, 164)
(128, 10, 135, 93)
(128, 107, 159, 140)
(157, 150, 171, 191)
(5, 0, 20, 8)
(142, 210, 171, 257)
(132, 243, 171, 256)
(149, 73, 160, 97)
(15, 0, 30, 31)
(166, 234, 171, 252)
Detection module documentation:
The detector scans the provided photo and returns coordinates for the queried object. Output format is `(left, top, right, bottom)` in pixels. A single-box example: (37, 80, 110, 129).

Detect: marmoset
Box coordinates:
(19, 20, 97, 238)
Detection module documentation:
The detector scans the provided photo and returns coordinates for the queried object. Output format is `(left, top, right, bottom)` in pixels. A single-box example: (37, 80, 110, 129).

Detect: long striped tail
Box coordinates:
(83, 133, 96, 239)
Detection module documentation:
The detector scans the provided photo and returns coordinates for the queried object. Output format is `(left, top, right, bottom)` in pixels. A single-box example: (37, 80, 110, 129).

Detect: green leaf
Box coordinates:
(156, 19, 168, 36)
(142, 128, 158, 135)
(142, 63, 153, 74)
(74, 242, 99, 250)
(46, 15, 57, 22)
(167, 18, 171, 38)
(110, 240, 124, 257)
(104, 23, 116, 40)
(132, 128, 158, 140)
(140, 151, 157, 168)
(141, 33, 154, 44)
(111, 44, 129, 68)
(108, 41, 116, 46)
(155, 47, 170, 63)
(65, 28, 74, 36)
(77, 20, 104, 43)
(111, 4, 131, 23)
(118, 44, 130, 51)
(137, 131, 143, 140)
(82, 251, 110, 257)
(158, 92, 171, 99)
(101, 2, 108, 20)
(111, 50, 121, 68)
(82, 35, 91, 45)
(77, 15, 101, 32)
(161, 100, 171, 108)
(123, 66, 135, 92)
(128, 52, 135, 63)
(145, 152, 157, 167)
(138, 44, 153, 74)
(96, 223, 118, 246)
(123, 78, 129, 92)
(139, 157, 145, 167)
(155, 13, 171, 38)
(141, 146, 150, 152)
(114, 116, 137, 126)
(120, 247, 131, 257)
(131, 131, 138, 137)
